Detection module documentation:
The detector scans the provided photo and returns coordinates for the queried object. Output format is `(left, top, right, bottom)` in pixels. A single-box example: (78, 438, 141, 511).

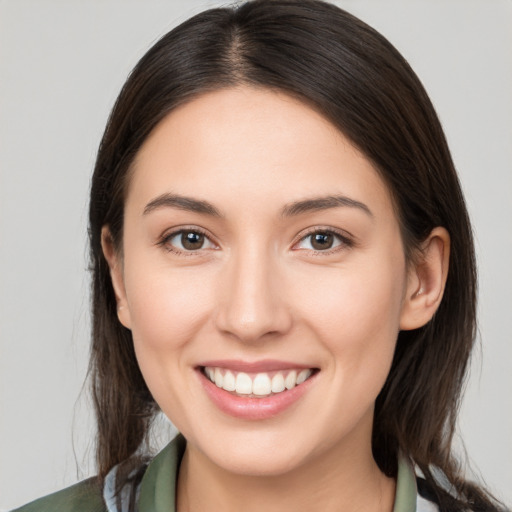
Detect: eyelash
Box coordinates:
(293, 227, 354, 254)
(158, 227, 217, 256)
(157, 227, 354, 256)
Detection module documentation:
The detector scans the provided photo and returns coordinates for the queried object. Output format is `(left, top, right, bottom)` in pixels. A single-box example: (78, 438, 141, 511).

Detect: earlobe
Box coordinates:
(399, 227, 450, 331)
(101, 226, 132, 329)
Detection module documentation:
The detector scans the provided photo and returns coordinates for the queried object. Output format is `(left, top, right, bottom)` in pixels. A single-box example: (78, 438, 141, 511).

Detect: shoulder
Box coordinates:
(11, 477, 106, 512)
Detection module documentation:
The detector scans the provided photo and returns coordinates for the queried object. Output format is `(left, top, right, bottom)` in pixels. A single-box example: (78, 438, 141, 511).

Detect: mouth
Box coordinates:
(196, 361, 319, 420)
(201, 366, 317, 398)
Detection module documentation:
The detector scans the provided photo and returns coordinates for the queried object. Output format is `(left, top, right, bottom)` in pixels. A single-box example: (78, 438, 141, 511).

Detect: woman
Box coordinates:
(12, 1, 505, 511)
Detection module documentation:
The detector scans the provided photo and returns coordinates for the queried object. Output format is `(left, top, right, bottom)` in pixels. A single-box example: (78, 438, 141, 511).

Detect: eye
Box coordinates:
(164, 229, 217, 252)
(295, 230, 351, 252)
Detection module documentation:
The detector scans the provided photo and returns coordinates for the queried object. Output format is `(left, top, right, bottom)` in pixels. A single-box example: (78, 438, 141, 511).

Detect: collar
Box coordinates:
(137, 435, 418, 512)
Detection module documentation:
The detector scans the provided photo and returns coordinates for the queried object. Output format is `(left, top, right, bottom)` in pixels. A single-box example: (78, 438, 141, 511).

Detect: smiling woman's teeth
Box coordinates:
(204, 367, 313, 397)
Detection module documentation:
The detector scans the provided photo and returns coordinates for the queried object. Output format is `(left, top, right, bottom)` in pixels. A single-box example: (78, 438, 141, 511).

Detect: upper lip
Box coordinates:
(197, 359, 315, 373)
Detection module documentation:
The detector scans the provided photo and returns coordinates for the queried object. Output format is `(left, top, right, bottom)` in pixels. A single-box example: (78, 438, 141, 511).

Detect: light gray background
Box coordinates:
(1, 0, 511, 509)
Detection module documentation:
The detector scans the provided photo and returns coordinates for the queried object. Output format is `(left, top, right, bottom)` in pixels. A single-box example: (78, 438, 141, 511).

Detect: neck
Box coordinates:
(176, 430, 396, 512)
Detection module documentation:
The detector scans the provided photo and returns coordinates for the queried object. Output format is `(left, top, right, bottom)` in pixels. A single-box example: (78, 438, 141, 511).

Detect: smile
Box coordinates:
(203, 366, 314, 397)
(197, 362, 319, 420)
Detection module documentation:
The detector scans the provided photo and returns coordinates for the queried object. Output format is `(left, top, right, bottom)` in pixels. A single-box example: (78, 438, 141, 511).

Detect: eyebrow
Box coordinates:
(280, 195, 373, 218)
(143, 193, 223, 217)
(143, 193, 372, 219)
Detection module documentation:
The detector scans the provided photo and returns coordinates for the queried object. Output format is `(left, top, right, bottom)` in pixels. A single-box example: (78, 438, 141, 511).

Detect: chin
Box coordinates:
(188, 426, 320, 478)
(213, 448, 307, 477)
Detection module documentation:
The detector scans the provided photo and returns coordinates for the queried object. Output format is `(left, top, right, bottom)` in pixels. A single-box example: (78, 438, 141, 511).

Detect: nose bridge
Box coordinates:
(215, 238, 291, 342)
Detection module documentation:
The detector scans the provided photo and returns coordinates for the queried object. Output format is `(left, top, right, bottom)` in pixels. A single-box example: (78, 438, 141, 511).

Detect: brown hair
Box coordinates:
(88, 1, 501, 510)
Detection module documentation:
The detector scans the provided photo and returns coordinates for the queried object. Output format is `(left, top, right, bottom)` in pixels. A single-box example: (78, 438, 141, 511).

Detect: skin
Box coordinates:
(103, 86, 450, 512)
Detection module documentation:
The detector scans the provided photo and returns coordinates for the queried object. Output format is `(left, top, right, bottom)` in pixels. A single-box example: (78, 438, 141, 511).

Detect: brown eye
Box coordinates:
(166, 229, 216, 252)
(295, 229, 351, 252)
(310, 232, 334, 250)
(181, 231, 205, 250)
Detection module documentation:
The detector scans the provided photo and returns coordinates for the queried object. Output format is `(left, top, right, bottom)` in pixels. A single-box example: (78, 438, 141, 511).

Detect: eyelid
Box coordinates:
(292, 226, 355, 252)
(157, 225, 354, 255)
(158, 225, 219, 254)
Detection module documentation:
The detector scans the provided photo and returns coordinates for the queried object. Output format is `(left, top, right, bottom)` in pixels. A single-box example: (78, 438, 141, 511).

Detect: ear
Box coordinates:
(101, 226, 132, 329)
(399, 227, 450, 330)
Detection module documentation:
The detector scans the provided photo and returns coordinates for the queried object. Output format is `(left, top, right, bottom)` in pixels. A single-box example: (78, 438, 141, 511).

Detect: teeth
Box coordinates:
(235, 372, 253, 394)
(285, 370, 297, 390)
(206, 367, 214, 381)
(204, 367, 313, 397)
(296, 369, 310, 385)
(271, 373, 285, 393)
(214, 368, 223, 388)
(223, 370, 236, 391)
(252, 373, 272, 396)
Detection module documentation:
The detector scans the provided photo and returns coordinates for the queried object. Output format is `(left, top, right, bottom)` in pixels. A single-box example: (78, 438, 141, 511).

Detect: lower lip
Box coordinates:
(197, 369, 317, 420)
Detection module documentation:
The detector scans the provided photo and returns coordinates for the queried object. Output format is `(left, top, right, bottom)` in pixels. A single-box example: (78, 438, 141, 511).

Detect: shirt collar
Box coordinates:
(394, 456, 418, 512)
(138, 435, 417, 512)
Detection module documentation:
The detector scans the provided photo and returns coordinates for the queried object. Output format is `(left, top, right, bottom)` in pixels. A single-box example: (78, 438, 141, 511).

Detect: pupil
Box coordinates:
(312, 232, 333, 250)
(182, 231, 204, 250)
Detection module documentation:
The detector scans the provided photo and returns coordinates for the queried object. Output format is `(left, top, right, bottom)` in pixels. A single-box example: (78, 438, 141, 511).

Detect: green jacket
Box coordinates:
(12, 435, 421, 512)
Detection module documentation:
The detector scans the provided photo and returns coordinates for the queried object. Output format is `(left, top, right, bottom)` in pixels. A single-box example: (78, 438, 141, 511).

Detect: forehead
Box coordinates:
(128, 86, 394, 220)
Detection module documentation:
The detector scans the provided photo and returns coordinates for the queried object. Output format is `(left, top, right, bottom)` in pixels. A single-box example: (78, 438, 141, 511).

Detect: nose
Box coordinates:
(214, 243, 293, 344)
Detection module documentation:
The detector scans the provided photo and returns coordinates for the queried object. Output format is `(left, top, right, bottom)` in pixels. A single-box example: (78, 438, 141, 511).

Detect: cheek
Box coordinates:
(303, 264, 404, 330)
(123, 264, 217, 423)
(294, 255, 406, 372)
(124, 264, 215, 352)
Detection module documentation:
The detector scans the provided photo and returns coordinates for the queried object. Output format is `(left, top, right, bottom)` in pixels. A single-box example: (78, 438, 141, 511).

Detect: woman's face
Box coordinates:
(109, 86, 417, 476)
